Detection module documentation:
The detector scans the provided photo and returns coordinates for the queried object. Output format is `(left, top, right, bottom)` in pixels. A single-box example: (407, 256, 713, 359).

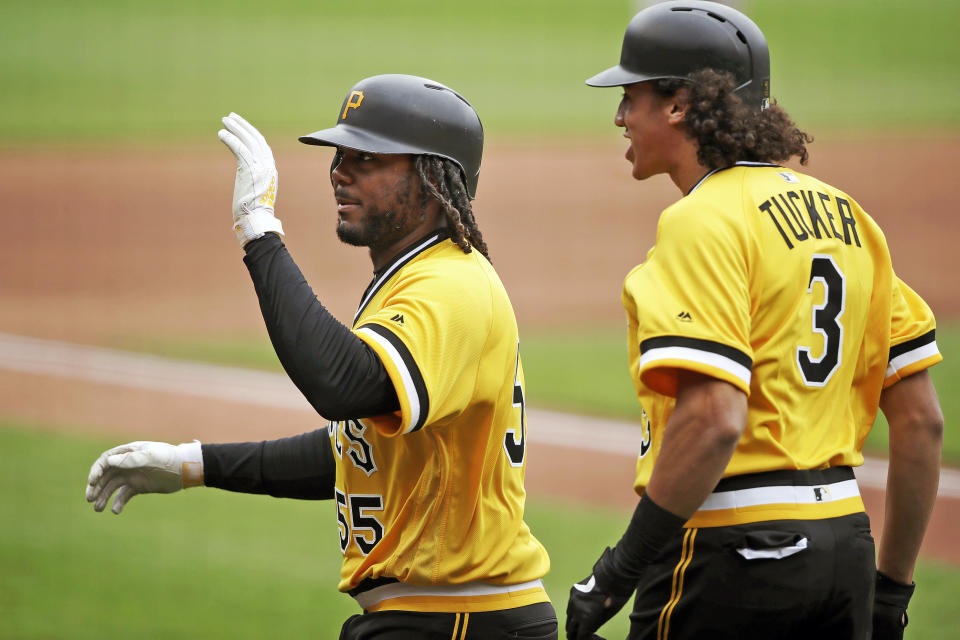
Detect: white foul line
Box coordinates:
(1, 332, 957, 498)
(0, 332, 313, 411)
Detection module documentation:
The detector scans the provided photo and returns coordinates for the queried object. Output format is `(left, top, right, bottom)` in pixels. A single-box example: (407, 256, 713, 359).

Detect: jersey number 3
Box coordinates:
(796, 254, 846, 387)
(503, 342, 526, 467)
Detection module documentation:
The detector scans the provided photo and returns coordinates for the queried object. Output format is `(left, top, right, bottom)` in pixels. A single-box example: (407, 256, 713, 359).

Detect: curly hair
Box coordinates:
(414, 155, 490, 261)
(652, 69, 812, 169)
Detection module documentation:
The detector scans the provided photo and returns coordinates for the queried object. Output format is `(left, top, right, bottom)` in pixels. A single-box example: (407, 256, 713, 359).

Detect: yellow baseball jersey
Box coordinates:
(623, 162, 941, 526)
(328, 232, 550, 612)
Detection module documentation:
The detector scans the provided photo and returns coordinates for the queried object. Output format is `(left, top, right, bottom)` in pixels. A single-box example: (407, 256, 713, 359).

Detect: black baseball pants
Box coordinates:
(338, 601, 558, 640)
(627, 512, 876, 640)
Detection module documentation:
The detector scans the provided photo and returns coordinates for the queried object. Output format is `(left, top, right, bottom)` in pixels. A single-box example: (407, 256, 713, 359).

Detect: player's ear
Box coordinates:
(666, 88, 689, 125)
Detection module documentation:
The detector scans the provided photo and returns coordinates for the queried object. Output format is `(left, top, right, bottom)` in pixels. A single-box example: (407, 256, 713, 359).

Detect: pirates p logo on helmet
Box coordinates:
(340, 91, 365, 120)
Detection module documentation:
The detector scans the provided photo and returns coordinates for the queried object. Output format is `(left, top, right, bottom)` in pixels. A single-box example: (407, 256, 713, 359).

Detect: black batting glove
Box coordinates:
(567, 495, 685, 639)
(565, 547, 635, 640)
(872, 571, 915, 640)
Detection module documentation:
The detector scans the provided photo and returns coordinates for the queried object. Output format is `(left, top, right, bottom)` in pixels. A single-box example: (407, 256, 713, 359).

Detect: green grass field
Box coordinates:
(1, 0, 958, 144)
(2, 423, 958, 639)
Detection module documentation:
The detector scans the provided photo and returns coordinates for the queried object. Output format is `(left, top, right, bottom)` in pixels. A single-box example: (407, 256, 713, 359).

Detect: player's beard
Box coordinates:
(336, 175, 422, 250)
(336, 206, 404, 248)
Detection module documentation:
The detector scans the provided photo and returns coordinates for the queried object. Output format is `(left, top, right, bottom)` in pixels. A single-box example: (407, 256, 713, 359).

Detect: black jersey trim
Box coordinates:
(889, 329, 936, 361)
(348, 576, 400, 597)
(354, 231, 449, 323)
(639, 335, 753, 370)
(687, 161, 781, 195)
(357, 322, 430, 433)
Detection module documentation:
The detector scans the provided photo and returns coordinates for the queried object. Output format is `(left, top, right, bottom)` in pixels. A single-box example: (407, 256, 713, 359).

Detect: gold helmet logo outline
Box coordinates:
(341, 91, 364, 120)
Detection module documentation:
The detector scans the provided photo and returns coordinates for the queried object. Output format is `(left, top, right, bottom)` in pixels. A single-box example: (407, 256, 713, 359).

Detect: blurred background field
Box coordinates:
(1, 0, 958, 144)
(1, 0, 958, 637)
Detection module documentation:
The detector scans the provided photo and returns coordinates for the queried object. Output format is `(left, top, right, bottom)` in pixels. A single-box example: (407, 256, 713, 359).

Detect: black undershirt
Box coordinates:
(201, 233, 399, 499)
(202, 429, 335, 499)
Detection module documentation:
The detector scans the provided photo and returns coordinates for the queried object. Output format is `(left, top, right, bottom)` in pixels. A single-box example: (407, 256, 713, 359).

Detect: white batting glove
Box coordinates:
(217, 112, 284, 246)
(85, 441, 204, 514)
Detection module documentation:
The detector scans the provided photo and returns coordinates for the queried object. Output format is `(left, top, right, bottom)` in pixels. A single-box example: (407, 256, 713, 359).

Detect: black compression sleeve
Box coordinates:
(242, 234, 399, 419)
(201, 429, 335, 499)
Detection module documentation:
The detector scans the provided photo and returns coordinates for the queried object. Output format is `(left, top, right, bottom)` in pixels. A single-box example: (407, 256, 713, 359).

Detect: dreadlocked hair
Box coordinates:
(652, 69, 813, 170)
(414, 155, 490, 261)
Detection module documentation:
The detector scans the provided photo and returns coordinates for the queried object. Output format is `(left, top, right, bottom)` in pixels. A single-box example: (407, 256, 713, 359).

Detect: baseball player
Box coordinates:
(85, 74, 558, 639)
(564, 3, 943, 639)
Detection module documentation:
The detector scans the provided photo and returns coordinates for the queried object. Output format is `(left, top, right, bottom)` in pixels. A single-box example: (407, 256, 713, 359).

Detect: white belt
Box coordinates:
(354, 578, 545, 610)
(699, 478, 860, 511)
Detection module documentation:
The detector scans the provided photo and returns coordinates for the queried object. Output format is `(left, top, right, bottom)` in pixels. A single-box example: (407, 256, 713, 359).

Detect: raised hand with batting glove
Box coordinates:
(217, 112, 284, 246)
(85, 441, 203, 514)
(84, 76, 560, 637)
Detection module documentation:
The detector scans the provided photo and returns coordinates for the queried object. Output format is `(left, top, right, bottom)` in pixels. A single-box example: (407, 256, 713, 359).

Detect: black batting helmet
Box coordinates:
(586, 1, 770, 110)
(299, 74, 484, 198)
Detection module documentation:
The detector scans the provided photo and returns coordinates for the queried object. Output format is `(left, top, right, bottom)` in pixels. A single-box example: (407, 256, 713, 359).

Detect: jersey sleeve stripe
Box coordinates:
(639, 336, 753, 387)
(639, 347, 752, 389)
(886, 334, 941, 380)
(640, 336, 753, 369)
(888, 329, 937, 362)
(355, 324, 429, 434)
